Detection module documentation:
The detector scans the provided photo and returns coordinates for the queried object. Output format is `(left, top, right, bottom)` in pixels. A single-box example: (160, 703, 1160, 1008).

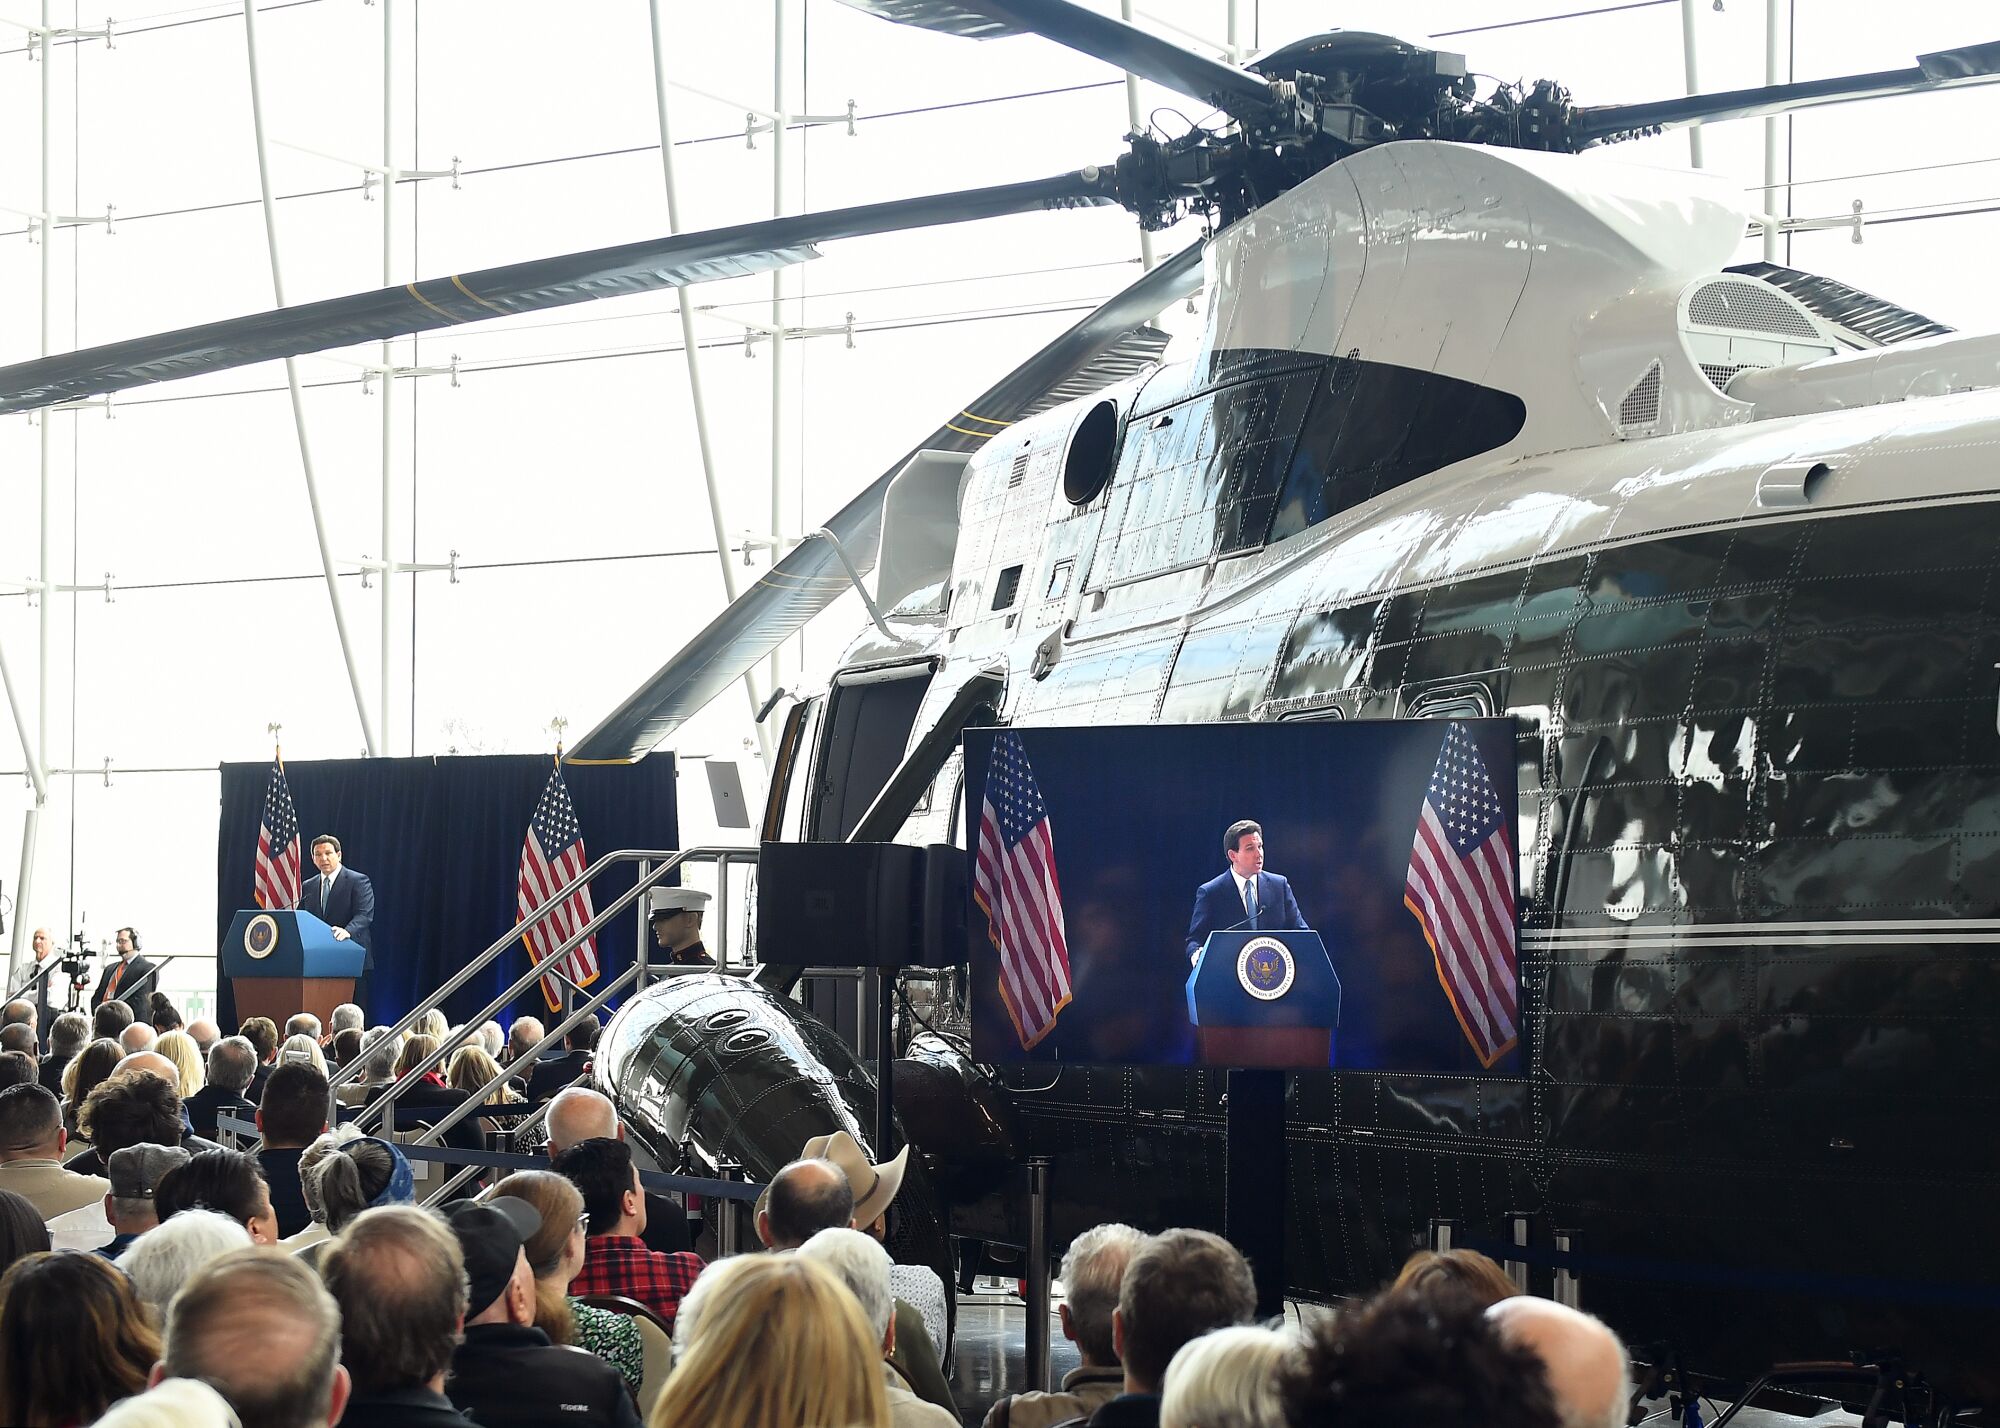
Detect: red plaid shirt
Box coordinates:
(572, 1236, 704, 1329)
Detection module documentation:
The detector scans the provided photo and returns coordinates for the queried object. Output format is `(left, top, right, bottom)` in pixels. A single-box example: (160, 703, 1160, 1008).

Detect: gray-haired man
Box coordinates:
(983, 1224, 1149, 1428)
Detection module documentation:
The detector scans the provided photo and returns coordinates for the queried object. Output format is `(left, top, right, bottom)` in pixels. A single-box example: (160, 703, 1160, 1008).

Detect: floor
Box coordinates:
(943, 1293, 1865, 1428)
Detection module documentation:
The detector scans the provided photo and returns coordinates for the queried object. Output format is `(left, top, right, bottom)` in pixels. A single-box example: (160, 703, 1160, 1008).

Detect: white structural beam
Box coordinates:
(380, 0, 395, 756)
(242, 0, 381, 757)
(1762, 0, 1789, 263)
(647, 1, 774, 769)
(769, 0, 790, 704)
(1680, 0, 1704, 169)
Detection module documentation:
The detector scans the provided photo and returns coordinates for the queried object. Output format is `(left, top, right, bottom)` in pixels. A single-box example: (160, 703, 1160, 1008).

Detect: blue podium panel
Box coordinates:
(1186, 929, 1341, 1069)
(222, 910, 366, 981)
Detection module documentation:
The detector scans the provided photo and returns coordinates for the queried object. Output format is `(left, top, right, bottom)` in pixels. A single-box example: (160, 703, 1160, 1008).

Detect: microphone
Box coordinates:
(1192, 912, 1258, 965)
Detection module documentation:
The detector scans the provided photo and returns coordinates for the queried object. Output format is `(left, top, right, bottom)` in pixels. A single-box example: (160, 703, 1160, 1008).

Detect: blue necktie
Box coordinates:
(1245, 877, 1259, 929)
(321, 875, 330, 912)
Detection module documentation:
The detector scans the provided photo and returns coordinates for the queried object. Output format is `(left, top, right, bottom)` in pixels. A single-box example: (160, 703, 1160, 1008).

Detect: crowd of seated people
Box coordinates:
(0, 995, 1636, 1428)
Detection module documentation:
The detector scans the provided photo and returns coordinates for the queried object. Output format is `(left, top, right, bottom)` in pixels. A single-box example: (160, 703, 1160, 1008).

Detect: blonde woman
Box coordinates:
(649, 1253, 888, 1428)
(279, 1034, 327, 1078)
(1160, 1325, 1294, 1428)
(416, 1009, 450, 1041)
(153, 1031, 207, 1101)
(446, 1045, 522, 1136)
(490, 1170, 643, 1393)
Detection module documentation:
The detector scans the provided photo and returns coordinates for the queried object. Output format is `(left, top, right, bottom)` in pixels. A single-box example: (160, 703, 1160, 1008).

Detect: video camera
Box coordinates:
(59, 930, 94, 1009)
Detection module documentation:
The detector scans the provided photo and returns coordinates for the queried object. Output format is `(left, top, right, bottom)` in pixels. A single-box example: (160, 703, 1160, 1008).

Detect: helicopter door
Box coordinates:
(809, 661, 937, 841)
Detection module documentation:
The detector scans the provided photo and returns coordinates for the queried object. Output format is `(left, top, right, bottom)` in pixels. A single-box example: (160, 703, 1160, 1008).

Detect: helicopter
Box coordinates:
(5, 0, 2000, 1415)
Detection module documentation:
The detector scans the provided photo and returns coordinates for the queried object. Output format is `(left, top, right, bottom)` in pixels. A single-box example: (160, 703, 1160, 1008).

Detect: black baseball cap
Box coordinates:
(443, 1195, 542, 1316)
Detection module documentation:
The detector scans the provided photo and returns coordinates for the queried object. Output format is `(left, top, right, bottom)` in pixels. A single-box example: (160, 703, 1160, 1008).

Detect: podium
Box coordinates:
(222, 910, 366, 1028)
(1186, 929, 1342, 1069)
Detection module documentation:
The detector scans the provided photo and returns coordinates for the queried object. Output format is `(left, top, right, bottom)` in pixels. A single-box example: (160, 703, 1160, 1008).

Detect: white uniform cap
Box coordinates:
(648, 886, 712, 916)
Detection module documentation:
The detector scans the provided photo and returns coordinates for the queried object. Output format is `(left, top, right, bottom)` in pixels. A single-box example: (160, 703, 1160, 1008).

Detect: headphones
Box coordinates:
(119, 927, 141, 953)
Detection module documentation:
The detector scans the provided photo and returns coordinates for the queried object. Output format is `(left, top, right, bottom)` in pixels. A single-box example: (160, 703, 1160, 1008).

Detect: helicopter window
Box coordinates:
(1268, 358, 1526, 544)
(991, 565, 1024, 611)
(1062, 399, 1119, 505)
(1405, 680, 1497, 719)
(1045, 559, 1073, 601)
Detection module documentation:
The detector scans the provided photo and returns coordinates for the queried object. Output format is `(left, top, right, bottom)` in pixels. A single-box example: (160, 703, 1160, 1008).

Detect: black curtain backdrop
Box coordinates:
(216, 754, 677, 1033)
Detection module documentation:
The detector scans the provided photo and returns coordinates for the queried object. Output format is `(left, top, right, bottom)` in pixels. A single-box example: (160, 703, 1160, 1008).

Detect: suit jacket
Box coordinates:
(447, 1324, 642, 1428)
(304, 867, 375, 967)
(1184, 869, 1306, 964)
(91, 953, 159, 1014)
(0, 1157, 110, 1220)
(183, 1085, 256, 1142)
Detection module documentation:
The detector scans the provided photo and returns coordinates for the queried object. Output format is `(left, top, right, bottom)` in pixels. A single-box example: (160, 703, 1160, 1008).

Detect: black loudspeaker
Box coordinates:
(919, 844, 967, 968)
(758, 842, 924, 968)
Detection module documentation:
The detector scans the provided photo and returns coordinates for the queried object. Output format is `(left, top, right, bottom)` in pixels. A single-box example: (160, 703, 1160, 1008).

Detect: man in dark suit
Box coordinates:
(92, 928, 158, 1015)
(305, 834, 375, 1009)
(1184, 819, 1308, 966)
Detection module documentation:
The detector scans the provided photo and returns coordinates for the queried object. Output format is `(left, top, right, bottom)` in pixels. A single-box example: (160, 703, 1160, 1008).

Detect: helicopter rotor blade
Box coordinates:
(0, 170, 1113, 417)
(837, 0, 1275, 118)
(568, 238, 1206, 765)
(1576, 40, 2000, 142)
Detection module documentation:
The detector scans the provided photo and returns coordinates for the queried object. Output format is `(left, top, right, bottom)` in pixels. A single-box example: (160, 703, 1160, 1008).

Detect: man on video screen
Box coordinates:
(1184, 819, 1308, 965)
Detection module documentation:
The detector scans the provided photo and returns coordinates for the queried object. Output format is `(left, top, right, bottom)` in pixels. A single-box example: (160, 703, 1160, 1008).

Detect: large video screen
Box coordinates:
(964, 719, 1521, 1074)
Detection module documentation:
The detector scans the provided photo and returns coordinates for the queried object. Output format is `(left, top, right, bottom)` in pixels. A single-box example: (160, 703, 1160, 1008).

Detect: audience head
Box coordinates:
(0, 1083, 65, 1161)
(321, 1205, 470, 1397)
(552, 1136, 642, 1239)
(0, 999, 32, 1031)
(258, 1063, 331, 1148)
(285, 1013, 321, 1042)
(306, 1135, 413, 1233)
(95, 998, 136, 1040)
(443, 1195, 541, 1330)
(295, 1127, 359, 1225)
(118, 1049, 182, 1085)
(95, 1378, 240, 1428)
(330, 1028, 363, 1068)
(0, 1249, 163, 1426)
(1487, 1297, 1631, 1428)
(0, 1051, 34, 1090)
(545, 1085, 619, 1155)
(83, 1067, 186, 1157)
(148, 991, 184, 1034)
(801, 1129, 907, 1238)
(207, 1036, 258, 1095)
(0, 1187, 50, 1277)
(1060, 1223, 1148, 1366)
(446, 1044, 514, 1104)
(160, 1247, 351, 1428)
(394, 1032, 439, 1079)
(64, 1035, 125, 1112)
(47, 1010, 90, 1062)
(657, 1252, 889, 1428)
(239, 1017, 280, 1066)
(279, 1034, 328, 1078)
(416, 1008, 450, 1042)
(565, 1015, 601, 1052)
(1116, 1228, 1258, 1394)
(156, 1148, 280, 1244)
(489, 1170, 586, 1341)
(1392, 1249, 1519, 1309)
(797, 1225, 895, 1349)
(155, 1030, 207, 1099)
(187, 1018, 220, 1055)
(329, 1003, 364, 1036)
(122, 1209, 256, 1320)
(0, 1024, 35, 1057)
(107, 1142, 190, 1235)
(1161, 1325, 1293, 1428)
(504, 1017, 540, 1062)
(358, 1026, 400, 1083)
(1279, 1289, 1557, 1428)
(478, 1020, 507, 1059)
(121, 1020, 159, 1056)
(758, 1156, 855, 1250)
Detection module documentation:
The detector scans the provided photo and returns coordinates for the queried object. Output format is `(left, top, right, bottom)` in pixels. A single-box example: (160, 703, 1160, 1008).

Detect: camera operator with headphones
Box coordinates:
(91, 927, 157, 1016)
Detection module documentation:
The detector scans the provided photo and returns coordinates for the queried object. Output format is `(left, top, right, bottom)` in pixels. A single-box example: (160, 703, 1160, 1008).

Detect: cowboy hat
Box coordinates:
(801, 1129, 909, 1229)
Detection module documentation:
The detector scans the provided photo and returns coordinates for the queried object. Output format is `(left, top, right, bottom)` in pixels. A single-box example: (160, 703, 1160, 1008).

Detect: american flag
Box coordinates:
(973, 731, 1073, 1050)
(253, 757, 302, 911)
(1403, 722, 1519, 1068)
(518, 761, 600, 1013)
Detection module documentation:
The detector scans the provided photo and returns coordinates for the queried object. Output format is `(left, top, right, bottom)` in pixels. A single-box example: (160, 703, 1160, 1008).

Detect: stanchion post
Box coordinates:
(1430, 1217, 1458, 1253)
(717, 1159, 743, 1257)
(1026, 1157, 1052, 1393)
(1507, 1211, 1531, 1294)
(1554, 1228, 1579, 1309)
